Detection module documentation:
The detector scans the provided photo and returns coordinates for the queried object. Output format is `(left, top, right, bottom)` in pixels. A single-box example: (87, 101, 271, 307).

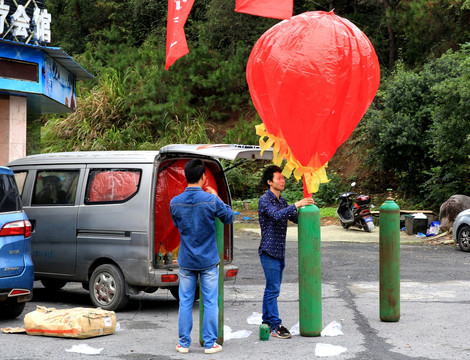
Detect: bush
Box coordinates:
(224, 115, 261, 145)
(363, 47, 470, 208)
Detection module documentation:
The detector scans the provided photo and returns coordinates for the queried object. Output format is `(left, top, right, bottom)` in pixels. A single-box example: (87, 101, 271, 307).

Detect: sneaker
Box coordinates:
(271, 324, 292, 339)
(204, 343, 222, 354)
(176, 344, 189, 354)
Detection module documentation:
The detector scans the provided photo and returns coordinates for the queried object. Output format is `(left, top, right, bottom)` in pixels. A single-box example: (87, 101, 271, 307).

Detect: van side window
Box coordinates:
(85, 169, 141, 204)
(32, 171, 80, 205)
(13, 171, 27, 196)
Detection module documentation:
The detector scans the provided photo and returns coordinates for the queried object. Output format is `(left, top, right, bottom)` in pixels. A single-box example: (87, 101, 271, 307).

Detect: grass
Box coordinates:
(320, 207, 337, 218)
(232, 207, 338, 232)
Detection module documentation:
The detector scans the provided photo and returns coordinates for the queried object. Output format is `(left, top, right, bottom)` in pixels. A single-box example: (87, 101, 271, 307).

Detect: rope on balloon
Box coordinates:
(255, 123, 329, 194)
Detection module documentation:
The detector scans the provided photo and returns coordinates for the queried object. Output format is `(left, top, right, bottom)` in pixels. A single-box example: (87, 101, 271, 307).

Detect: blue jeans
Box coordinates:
(178, 265, 219, 349)
(260, 252, 285, 330)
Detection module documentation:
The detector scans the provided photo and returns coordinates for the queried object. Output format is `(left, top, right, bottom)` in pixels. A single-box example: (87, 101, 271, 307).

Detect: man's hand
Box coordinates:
(205, 186, 218, 196)
(205, 186, 224, 201)
(294, 197, 315, 209)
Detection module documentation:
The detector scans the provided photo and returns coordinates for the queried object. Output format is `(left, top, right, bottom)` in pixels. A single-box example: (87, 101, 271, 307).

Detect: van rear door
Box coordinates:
(159, 144, 273, 161)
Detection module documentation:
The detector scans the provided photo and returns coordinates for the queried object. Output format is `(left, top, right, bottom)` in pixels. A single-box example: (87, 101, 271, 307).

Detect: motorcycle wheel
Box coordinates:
(341, 221, 350, 230)
(361, 219, 371, 233)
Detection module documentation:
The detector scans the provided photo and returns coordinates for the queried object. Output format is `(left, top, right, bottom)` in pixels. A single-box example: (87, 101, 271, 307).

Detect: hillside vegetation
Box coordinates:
(38, 0, 470, 210)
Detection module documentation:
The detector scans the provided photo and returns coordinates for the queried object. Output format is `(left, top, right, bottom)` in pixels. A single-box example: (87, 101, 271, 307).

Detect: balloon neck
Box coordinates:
(303, 178, 312, 198)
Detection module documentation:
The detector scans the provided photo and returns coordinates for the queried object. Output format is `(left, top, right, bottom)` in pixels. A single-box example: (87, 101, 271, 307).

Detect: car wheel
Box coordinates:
(458, 225, 470, 252)
(0, 301, 26, 319)
(41, 279, 67, 291)
(89, 264, 129, 311)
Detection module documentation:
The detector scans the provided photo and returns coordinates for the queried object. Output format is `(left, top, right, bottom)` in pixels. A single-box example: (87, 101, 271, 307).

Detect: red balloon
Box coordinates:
(247, 11, 380, 173)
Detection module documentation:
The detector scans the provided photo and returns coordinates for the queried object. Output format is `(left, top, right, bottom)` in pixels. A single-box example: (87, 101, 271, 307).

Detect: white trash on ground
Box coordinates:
(290, 322, 300, 335)
(246, 312, 262, 325)
(289, 320, 343, 337)
(315, 343, 347, 357)
(65, 344, 104, 355)
(224, 325, 252, 340)
(321, 321, 344, 337)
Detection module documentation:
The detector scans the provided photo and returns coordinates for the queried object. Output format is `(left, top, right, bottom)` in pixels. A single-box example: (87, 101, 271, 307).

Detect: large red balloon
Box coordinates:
(247, 11, 380, 192)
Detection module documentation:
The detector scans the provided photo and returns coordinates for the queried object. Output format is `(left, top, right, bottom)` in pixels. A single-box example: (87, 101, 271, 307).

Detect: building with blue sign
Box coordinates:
(0, 0, 92, 165)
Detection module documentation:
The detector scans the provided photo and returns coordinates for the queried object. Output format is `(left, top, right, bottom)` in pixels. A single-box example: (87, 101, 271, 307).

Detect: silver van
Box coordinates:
(7, 145, 271, 311)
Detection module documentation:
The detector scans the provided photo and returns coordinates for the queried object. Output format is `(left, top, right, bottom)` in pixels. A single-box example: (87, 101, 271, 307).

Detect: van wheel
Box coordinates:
(41, 279, 67, 291)
(89, 264, 129, 311)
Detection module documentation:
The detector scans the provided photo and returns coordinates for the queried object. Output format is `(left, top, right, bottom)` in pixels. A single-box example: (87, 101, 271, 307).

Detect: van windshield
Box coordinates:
(0, 174, 22, 213)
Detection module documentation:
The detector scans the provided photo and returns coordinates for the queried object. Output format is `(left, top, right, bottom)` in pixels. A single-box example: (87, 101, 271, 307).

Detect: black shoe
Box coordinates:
(271, 324, 292, 339)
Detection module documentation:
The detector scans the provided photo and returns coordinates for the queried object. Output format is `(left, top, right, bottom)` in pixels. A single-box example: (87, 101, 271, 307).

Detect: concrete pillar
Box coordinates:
(0, 95, 27, 165)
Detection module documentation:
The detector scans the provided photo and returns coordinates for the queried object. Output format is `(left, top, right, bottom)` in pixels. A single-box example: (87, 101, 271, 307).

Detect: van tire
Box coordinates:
(41, 279, 67, 291)
(89, 264, 129, 311)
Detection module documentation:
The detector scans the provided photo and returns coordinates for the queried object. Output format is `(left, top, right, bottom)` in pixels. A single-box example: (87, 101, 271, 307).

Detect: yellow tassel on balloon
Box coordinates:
(255, 123, 329, 193)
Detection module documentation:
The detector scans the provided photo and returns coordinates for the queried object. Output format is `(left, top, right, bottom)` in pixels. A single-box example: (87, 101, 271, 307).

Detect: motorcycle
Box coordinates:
(336, 182, 375, 232)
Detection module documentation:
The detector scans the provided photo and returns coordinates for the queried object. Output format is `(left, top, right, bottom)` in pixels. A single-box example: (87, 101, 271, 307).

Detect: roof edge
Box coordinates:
(0, 39, 94, 80)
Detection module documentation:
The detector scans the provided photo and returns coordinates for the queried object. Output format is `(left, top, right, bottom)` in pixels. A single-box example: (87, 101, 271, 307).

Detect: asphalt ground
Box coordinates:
(1, 223, 466, 360)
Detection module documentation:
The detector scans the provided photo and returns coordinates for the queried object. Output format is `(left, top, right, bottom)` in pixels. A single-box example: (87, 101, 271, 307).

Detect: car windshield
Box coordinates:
(0, 174, 22, 213)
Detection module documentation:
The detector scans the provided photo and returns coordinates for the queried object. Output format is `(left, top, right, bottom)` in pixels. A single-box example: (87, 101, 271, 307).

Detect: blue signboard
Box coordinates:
(0, 41, 76, 113)
(42, 51, 77, 110)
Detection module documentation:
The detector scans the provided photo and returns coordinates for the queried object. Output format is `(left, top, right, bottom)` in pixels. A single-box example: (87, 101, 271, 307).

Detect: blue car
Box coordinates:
(0, 166, 33, 319)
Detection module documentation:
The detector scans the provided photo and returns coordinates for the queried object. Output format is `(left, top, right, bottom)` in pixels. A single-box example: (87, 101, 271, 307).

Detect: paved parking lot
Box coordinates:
(0, 225, 466, 360)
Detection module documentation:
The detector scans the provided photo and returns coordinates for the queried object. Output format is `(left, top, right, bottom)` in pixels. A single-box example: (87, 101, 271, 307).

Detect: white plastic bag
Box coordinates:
(413, 212, 427, 219)
(427, 221, 440, 236)
(321, 321, 344, 337)
(290, 322, 300, 336)
(246, 312, 262, 325)
(315, 343, 347, 357)
(65, 344, 103, 355)
(224, 325, 252, 340)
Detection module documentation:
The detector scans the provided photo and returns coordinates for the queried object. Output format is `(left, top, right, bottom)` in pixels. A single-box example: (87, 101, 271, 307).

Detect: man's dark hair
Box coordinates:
(262, 165, 283, 188)
(185, 159, 206, 184)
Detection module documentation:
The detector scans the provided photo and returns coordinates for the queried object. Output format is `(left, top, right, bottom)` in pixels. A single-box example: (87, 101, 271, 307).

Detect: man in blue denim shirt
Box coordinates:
(258, 165, 314, 339)
(170, 159, 234, 354)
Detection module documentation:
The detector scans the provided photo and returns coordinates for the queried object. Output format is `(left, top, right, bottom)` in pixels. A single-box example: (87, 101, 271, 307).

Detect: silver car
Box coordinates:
(453, 208, 470, 252)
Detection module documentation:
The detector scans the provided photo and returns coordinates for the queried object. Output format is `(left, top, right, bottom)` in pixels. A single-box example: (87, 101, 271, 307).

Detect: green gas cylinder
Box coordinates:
(155, 251, 164, 266)
(164, 252, 173, 265)
(298, 204, 322, 336)
(379, 189, 400, 322)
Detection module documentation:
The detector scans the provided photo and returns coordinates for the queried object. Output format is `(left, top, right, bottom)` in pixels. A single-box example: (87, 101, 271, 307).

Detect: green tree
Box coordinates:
(364, 46, 470, 208)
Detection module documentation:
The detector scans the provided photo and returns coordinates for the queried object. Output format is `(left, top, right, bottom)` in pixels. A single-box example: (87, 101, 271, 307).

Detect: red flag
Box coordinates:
(235, 0, 293, 20)
(165, 0, 195, 70)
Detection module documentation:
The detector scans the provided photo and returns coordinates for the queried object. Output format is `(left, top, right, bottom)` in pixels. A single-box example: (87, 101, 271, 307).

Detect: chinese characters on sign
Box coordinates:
(0, 0, 51, 44)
